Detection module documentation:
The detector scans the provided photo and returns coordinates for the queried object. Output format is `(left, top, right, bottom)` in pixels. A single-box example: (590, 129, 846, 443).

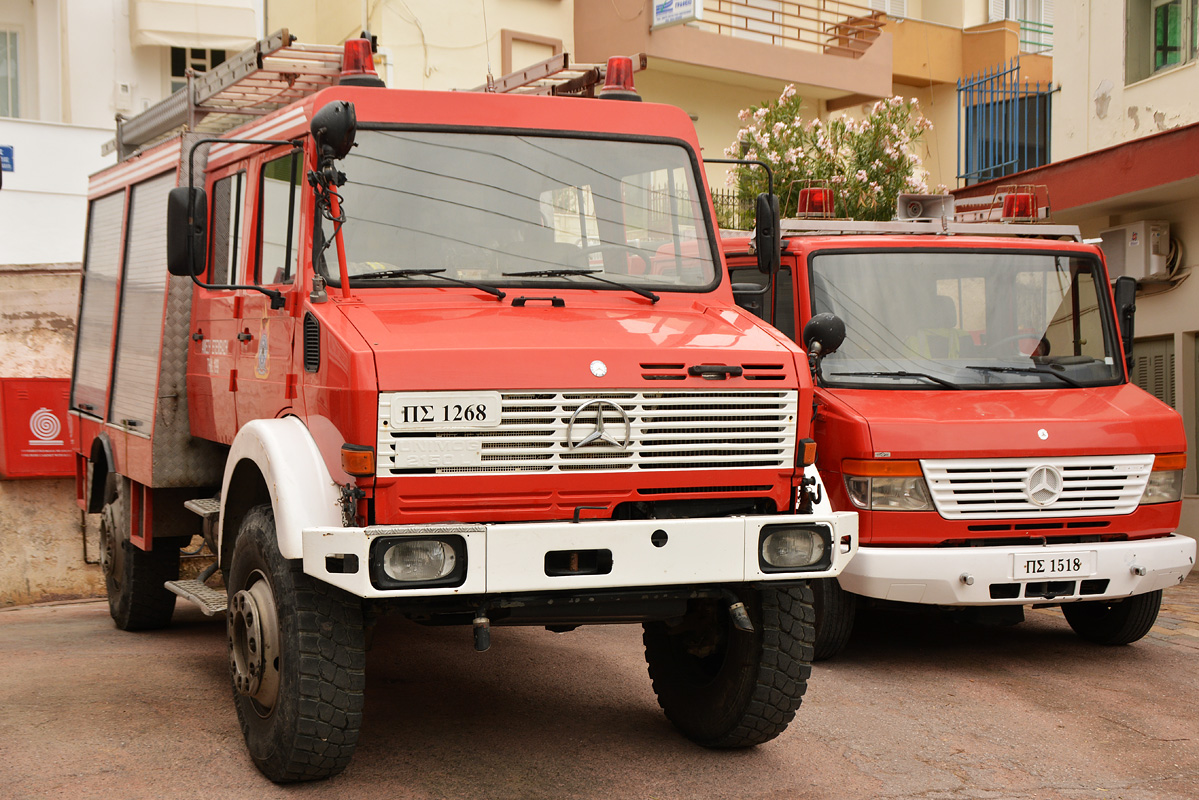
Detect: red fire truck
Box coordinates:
(722, 189, 1195, 659)
(69, 32, 857, 781)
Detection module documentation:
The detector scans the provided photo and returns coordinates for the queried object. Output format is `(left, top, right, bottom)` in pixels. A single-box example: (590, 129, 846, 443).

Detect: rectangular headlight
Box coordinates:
(843, 470, 933, 511)
(1142, 470, 1183, 504)
(369, 535, 467, 589)
(758, 524, 832, 573)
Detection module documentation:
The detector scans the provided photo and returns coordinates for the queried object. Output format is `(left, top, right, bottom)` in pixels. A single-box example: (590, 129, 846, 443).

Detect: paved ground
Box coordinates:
(1, 574, 1197, 800)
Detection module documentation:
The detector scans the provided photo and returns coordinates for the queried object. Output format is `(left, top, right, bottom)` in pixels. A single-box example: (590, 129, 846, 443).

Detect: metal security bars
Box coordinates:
(957, 58, 1055, 186)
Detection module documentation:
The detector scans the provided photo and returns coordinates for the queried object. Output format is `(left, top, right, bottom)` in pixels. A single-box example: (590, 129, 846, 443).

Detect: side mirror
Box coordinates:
(754, 193, 780, 275)
(802, 312, 846, 357)
(166, 186, 207, 277)
(1113, 275, 1137, 370)
(311, 101, 357, 162)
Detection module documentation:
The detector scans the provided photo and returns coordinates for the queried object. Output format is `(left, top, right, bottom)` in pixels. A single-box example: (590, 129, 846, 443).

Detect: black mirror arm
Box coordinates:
(704, 158, 773, 195)
(184, 137, 303, 309)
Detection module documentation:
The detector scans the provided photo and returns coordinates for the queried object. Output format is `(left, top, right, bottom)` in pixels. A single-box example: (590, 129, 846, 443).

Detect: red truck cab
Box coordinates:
(723, 206, 1195, 658)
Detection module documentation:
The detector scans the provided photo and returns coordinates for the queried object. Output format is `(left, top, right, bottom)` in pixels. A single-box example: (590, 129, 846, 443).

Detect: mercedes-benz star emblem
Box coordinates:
(1025, 464, 1064, 506)
(566, 399, 632, 450)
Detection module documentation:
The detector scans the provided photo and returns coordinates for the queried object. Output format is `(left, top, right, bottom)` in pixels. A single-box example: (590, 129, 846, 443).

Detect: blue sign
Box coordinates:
(0, 145, 12, 172)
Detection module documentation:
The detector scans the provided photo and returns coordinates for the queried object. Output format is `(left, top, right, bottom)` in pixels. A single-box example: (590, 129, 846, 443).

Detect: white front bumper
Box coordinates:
(302, 512, 858, 598)
(837, 534, 1196, 606)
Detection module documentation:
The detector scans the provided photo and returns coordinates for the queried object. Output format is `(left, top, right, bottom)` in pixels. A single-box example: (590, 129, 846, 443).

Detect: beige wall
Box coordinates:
(0, 268, 104, 606)
(1048, 3, 1199, 541)
(270, 0, 574, 90)
(1053, 1, 1199, 160)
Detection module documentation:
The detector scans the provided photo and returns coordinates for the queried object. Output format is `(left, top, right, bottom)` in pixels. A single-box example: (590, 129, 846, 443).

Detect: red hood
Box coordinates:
(337, 292, 804, 391)
(825, 384, 1185, 458)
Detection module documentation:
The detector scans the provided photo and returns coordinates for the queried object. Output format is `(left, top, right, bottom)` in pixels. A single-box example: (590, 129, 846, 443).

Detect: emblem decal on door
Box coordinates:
(255, 317, 271, 379)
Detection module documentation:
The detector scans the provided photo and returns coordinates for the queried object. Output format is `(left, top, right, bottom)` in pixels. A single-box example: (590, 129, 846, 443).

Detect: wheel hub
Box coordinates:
(228, 573, 281, 711)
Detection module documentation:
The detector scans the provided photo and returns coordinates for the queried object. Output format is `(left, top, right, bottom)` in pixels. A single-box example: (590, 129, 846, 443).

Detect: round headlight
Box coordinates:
(761, 528, 826, 569)
(382, 539, 457, 582)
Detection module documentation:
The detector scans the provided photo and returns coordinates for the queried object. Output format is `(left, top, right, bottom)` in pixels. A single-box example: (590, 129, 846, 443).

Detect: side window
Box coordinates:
(257, 151, 301, 286)
(774, 266, 795, 341)
(209, 171, 245, 285)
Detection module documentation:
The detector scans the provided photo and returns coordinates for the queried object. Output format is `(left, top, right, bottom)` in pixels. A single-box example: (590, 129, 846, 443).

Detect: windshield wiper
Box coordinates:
(966, 365, 1084, 388)
(830, 371, 962, 390)
(352, 268, 505, 300)
(502, 268, 660, 304)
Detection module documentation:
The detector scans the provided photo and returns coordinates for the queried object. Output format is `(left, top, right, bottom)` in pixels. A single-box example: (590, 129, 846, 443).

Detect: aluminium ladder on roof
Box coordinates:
(104, 29, 344, 161)
(468, 52, 647, 97)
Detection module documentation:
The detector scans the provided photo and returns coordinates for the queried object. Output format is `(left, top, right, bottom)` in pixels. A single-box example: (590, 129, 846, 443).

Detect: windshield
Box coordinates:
(320, 129, 717, 291)
(810, 250, 1123, 389)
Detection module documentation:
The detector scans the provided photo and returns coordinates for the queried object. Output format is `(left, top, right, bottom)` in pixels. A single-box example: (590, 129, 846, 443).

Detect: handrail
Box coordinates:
(698, 0, 885, 58)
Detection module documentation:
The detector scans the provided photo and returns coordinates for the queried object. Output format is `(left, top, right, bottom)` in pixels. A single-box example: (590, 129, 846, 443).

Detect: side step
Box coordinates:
(173, 498, 225, 615)
(166, 579, 227, 616)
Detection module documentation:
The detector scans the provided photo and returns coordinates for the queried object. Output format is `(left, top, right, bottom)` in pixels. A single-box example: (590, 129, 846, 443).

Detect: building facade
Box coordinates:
(954, 1, 1199, 539)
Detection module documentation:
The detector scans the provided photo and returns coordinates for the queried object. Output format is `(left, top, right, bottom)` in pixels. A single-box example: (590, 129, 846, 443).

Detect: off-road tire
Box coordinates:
(228, 504, 366, 783)
(811, 578, 856, 661)
(1061, 590, 1162, 645)
(643, 584, 815, 748)
(100, 475, 180, 631)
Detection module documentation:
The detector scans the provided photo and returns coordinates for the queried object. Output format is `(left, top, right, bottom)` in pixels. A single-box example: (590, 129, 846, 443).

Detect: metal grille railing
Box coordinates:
(711, 188, 755, 231)
(957, 58, 1055, 185)
(697, 0, 884, 58)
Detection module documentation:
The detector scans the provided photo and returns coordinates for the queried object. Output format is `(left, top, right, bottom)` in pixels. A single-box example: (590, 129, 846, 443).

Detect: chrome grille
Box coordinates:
(921, 455, 1153, 519)
(378, 390, 798, 475)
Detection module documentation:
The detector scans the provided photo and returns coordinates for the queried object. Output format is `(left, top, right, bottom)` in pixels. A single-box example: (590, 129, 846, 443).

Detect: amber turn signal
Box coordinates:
(841, 458, 923, 477)
(341, 443, 375, 477)
(799, 438, 818, 467)
(1153, 452, 1187, 471)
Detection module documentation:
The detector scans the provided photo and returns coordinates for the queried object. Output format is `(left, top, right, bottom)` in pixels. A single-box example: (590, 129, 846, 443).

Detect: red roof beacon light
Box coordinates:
(598, 56, 641, 101)
(796, 187, 835, 218)
(1001, 191, 1037, 222)
(339, 36, 386, 88)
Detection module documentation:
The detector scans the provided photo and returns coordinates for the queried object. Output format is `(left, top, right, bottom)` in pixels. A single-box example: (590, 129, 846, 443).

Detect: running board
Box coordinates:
(165, 579, 227, 616)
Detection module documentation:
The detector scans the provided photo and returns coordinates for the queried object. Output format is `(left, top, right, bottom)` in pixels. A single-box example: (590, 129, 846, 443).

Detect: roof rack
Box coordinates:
(104, 29, 344, 160)
(468, 52, 647, 96)
(779, 217, 1081, 240)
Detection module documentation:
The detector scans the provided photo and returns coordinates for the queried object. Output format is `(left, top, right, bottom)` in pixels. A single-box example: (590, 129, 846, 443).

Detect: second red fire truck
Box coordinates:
(722, 189, 1195, 659)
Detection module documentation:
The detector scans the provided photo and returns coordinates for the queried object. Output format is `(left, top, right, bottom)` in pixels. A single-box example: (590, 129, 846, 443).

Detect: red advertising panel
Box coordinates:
(0, 378, 75, 479)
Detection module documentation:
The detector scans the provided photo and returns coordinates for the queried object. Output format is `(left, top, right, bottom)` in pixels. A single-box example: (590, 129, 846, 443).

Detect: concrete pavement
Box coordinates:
(1, 574, 1197, 799)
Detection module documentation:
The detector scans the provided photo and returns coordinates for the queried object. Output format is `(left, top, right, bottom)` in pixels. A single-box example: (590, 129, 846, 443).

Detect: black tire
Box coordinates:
(99, 475, 180, 631)
(811, 578, 856, 661)
(227, 504, 366, 783)
(1061, 590, 1162, 645)
(643, 584, 815, 748)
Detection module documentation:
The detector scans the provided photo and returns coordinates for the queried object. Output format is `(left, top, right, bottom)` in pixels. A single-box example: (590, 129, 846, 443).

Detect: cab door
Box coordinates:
(187, 167, 247, 444)
(234, 147, 304, 425)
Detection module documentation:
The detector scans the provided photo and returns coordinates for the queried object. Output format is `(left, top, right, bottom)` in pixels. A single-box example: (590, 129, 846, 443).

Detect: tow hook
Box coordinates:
(473, 605, 491, 652)
(722, 590, 755, 633)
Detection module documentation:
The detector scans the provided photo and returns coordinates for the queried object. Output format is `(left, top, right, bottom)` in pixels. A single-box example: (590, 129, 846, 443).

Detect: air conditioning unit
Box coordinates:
(1099, 220, 1170, 281)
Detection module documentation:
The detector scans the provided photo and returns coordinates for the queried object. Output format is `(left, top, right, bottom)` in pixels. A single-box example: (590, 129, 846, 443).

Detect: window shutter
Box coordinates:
(990, 0, 1008, 22)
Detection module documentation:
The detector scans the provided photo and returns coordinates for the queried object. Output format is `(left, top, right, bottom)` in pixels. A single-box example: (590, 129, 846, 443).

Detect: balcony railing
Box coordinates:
(1019, 18, 1053, 54)
(697, 0, 885, 58)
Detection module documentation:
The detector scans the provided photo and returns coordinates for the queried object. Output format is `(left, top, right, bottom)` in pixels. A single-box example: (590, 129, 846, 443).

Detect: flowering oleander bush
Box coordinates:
(725, 85, 934, 223)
